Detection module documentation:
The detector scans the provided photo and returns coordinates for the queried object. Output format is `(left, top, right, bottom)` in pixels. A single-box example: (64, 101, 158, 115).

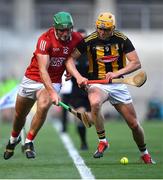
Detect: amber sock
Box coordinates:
(97, 130, 107, 142)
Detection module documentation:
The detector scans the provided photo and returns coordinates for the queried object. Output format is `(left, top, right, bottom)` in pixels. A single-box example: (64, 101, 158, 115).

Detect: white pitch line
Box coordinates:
(53, 122, 95, 180)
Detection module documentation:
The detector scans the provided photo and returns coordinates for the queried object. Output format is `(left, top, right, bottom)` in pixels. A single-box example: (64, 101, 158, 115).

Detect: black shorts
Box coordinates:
(69, 95, 91, 111)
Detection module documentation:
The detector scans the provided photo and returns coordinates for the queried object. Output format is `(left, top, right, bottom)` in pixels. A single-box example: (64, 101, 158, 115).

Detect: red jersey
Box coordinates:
(25, 27, 82, 83)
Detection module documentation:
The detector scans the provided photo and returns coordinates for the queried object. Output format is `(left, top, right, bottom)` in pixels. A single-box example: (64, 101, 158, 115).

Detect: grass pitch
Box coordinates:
(0, 119, 163, 179)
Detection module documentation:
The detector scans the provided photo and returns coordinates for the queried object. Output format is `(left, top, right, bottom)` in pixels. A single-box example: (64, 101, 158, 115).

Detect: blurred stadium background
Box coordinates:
(0, 0, 163, 121)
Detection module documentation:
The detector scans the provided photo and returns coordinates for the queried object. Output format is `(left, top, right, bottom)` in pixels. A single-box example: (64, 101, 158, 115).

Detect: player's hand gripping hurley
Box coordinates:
(87, 70, 147, 87)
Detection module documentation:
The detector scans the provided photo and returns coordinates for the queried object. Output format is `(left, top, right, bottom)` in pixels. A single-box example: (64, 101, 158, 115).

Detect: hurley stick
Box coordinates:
(58, 101, 91, 128)
(87, 70, 147, 87)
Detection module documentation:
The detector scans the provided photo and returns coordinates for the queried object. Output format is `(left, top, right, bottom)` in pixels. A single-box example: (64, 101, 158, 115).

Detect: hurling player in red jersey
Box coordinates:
(4, 12, 87, 160)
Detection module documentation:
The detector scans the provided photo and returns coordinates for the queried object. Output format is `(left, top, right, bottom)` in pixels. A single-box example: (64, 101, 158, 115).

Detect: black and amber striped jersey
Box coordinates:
(76, 30, 135, 80)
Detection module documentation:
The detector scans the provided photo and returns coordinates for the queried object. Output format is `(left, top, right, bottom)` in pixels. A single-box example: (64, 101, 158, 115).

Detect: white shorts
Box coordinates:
(89, 83, 132, 105)
(18, 76, 61, 100)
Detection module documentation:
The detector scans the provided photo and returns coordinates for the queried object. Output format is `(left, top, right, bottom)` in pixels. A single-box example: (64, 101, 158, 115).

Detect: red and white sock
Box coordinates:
(25, 132, 35, 143)
(10, 131, 20, 144)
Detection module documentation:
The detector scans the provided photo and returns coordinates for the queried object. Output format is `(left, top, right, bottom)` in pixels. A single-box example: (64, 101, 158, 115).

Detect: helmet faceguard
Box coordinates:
(96, 12, 115, 40)
(53, 12, 73, 41)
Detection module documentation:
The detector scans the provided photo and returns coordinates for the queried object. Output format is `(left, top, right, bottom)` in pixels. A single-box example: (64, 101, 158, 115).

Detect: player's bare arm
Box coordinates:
(37, 53, 60, 104)
(65, 49, 88, 86)
(105, 50, 141, 81)
(71, 48, 81, 59)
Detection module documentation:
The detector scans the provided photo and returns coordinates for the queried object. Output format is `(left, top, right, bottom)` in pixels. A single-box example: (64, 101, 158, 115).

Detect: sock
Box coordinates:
(99, 138, 107, 142)
(141, 149, 149, 156)
(138, 144, 149, 155)
(62, 108, 68, 132)
(10, 131, 20, 144)
(25, 132, 35, 143)
(97, 130, 107, 142)
(77, 124, 86, 145)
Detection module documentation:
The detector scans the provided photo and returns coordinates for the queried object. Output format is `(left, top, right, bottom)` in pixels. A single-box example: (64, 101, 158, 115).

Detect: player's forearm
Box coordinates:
(37, 54, 57, 95)
(116, 60, 141, 77)
(40, 70, 56, 94)
(40, 70, 60, 104)
(65, 56, 88, 86)
(116, 51, 141, 77)
(65, 56, 83, 79)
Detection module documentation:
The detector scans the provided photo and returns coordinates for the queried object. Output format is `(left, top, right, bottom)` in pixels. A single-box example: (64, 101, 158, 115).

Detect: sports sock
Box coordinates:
(61, 108, 68, 132)
(77, 124, 86, 144)
(10, 131, 20, 144)
(25, 132, 35, 143)
(138, 144, 149, 155)
(141, 149, 149, 155)
(97, 130, 107, 142)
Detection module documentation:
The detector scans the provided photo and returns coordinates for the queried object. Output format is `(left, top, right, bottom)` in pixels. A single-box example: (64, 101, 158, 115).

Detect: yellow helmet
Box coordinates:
(96, 12, 115, 29)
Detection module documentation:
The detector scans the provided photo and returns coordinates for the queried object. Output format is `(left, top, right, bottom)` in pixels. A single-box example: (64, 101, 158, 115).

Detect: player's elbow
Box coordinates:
(137, 61, 141, 69)
(134, 59, 141, 70)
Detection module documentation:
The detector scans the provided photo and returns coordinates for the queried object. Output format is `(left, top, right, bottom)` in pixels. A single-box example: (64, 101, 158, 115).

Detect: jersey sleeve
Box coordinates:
(35, 34, 51, 55)
(76, 39, 87, 54)
(123, 38, 135, 54)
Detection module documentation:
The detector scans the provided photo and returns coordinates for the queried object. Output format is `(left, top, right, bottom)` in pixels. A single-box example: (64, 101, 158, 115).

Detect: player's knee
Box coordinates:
(38, 99, 51, 111)
(91, 101, 101, 111)
(128, 120, 139, 130)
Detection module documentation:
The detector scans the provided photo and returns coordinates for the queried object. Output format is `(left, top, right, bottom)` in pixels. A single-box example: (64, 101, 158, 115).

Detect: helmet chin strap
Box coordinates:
(60, 36, 69, 41)
(54, 30, 59, 40)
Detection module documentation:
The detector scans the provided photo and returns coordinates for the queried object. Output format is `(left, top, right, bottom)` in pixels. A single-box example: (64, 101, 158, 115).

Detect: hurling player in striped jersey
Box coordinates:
(66, 12, 155, 164)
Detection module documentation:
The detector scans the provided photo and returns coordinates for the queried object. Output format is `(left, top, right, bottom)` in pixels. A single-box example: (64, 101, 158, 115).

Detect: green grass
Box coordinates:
(0, 122, 79, 179)
(0, 120, 163, 179)
(69, 120, 163, 179)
